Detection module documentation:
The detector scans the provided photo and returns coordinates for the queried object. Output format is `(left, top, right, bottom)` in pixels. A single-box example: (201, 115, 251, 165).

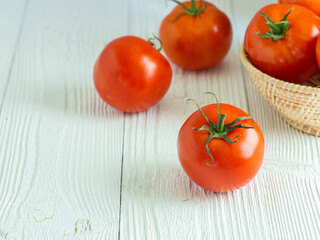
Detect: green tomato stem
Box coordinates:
(167, 0, 208, 22)
(258, 7, 294, 41)
(147, 35, 162, 51)
(188, 92, 254, 166)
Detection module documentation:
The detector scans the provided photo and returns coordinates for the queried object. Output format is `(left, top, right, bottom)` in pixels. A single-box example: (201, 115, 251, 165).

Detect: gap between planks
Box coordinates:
(118, 0, 132, 238)
(118, 114, 126, 240)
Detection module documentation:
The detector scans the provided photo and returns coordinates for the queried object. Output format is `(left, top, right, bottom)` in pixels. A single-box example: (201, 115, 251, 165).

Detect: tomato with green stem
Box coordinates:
(244, 4, 320, 84)
(94, 36, 172, 113)
(177, 93, 264, 192)
(159, 0, 232, 70)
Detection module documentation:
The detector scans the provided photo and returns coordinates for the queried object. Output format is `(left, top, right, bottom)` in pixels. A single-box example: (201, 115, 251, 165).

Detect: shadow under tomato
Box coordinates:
(122, 162, 230, 203)
(25, 82, 126, 120)
(171, 56, 231, 79)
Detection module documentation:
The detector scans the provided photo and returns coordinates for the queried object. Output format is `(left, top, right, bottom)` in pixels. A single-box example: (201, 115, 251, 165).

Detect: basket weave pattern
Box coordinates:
(240, 43, 320, 136)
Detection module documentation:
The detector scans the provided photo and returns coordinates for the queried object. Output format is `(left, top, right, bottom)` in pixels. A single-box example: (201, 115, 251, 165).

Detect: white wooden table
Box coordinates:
(0, 0, 319, 239)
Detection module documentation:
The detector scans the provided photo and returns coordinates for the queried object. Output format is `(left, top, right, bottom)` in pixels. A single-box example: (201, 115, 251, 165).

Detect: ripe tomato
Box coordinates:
(244, 4, 320, 84)
(177, 94, 264, 192)
(316, 36, 320, 68)
(94, 36, 172, 112)
(279, 0, 320, 16)
(159, 0, 232, 70)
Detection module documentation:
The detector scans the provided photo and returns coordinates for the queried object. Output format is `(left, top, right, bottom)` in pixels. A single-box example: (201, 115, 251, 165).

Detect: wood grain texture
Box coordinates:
(0, 0, 129, 239)
(0, 0, 319, 239)
(0, 0, 28, 109)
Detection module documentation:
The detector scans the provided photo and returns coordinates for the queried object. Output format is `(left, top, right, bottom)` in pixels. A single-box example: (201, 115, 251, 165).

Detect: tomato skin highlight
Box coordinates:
(177, 104, 264, 193)
(159, 1, 232, 70)
(279, 0, 320, 16)
(244, 4, 320, 84)
(94, 36, 172, 113)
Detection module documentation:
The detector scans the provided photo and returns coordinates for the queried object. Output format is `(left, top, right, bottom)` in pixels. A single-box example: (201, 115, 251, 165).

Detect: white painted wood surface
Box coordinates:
(0, 0, 319, 239)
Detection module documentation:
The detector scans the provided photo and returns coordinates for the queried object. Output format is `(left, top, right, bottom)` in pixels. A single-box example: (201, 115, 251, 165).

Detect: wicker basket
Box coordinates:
(239, 43, 320, 136)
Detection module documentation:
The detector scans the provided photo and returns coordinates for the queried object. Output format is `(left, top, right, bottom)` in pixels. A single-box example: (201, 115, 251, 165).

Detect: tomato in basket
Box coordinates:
(279, 0, 320, 16)
(244, 4, 320, 84)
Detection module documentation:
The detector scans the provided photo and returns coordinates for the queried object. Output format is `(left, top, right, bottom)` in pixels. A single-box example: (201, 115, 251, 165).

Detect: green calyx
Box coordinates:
(168, 0, 208, 21)
(257, 7, 293, 41)
(187, 92, 254, 167)
(148, 35, 162, 51)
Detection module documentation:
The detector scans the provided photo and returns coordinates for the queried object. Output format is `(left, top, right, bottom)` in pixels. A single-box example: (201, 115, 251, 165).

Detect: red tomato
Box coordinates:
(279, 0, 320, 16)
(94, 36, 172, 112)
(177, 94, 264, 192)
(244, 4, 320, 84)
(316, 36, 320, 68)
(159, 0, 232, 70)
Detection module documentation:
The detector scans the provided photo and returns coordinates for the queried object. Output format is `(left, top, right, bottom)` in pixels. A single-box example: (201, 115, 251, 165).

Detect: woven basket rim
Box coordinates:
(239, 43, 320, 94)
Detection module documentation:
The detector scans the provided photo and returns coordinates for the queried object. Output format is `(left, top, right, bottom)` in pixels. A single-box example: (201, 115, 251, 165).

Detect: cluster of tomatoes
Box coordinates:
(94, 0, 233, 113)
(93, 0, 320, 193)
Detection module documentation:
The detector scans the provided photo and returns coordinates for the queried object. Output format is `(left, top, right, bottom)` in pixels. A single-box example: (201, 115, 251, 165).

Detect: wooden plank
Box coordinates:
(0, 0, 28, 110)
(119, 0, 320, 239)
(120, 0, 252, 239)
(0, 0, 128, 239)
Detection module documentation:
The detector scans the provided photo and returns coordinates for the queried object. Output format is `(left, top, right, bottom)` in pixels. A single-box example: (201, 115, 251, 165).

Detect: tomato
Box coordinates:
(94, 36, 172, 112)
(316, 36, 320, 68)
(244, 4, 320, 84)
(279, 0, 320, 16)
(159, 0, 232, 70)
(177, 93, 264, 192)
